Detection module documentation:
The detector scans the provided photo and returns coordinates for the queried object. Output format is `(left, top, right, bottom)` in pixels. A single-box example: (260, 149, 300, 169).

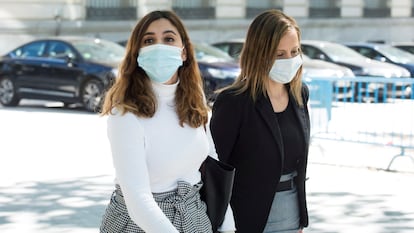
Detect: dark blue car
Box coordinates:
(0, 36, 124, 111)
(193, 42, 240, 102)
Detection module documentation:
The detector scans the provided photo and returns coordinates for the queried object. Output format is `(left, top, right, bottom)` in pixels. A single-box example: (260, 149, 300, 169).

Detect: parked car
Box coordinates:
(302, 55, 355, 100)
(301, 40, 410, 78)
(193, 42, 240, 102)
(118, 40, 240, 102)
(301, 40, 411, 100)
(344, 42, 414, 77)
(211, 38, 245, 60)
(211, 38, 356, 100)
(392, 42, 414, 55)
(0, 36, 124, 111)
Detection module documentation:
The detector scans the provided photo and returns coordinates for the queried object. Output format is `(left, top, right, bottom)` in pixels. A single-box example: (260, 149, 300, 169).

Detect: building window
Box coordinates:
(363, 0, 390, 18)
(412, 0, 414, 16)
(309, 0, 340, 18)
(86, 0, 137, 21)
(245, 0, 283, 18)
(172, 0, 215, 19)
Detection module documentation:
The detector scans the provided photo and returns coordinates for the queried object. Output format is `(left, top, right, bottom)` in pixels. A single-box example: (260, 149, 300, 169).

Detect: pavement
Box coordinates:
(0, 102, 414, 233)
(306, 139, 414, 233)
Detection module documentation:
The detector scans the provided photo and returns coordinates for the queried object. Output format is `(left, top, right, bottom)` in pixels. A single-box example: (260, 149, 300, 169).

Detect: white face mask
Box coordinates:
(269, 55, 302, 84)
(137, 44, 183, 83)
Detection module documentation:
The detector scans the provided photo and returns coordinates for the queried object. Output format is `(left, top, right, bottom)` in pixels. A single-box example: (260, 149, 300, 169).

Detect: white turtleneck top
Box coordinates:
(106, 81, 235, 232)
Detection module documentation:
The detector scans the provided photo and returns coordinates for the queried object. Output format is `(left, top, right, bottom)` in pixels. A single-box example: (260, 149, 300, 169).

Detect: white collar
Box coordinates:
(151, 79, 179, 98)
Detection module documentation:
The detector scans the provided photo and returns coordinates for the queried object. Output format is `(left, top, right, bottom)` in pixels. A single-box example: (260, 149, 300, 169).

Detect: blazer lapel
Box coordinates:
(292, 95, 310, 145)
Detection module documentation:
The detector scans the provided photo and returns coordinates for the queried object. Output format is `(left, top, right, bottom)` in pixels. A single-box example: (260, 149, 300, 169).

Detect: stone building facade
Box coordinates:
(0, 0, 414, 54)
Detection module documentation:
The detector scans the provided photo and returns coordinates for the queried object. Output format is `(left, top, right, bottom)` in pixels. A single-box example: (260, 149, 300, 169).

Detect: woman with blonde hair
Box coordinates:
(99, 10, 235, 233)
(210, 9, 310, 233)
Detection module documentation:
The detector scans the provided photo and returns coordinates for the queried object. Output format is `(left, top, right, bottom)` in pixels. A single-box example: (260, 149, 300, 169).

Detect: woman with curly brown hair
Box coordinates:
(99, 10, 235, 233)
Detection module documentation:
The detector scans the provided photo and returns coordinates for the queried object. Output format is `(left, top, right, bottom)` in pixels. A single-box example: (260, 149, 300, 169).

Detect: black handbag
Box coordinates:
(199, 156, 235, 233)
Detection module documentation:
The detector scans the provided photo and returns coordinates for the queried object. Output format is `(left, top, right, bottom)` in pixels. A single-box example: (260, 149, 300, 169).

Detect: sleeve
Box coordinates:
(107, 112, 179, 233)
(206, 114, 218, 160)
(205, 118, 236, 232)
(209, 91, 243, 164)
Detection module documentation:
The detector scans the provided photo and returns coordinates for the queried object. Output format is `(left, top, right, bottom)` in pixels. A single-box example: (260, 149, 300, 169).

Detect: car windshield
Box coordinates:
(376, 45, 414, 64)
(320, 43, 366, 62)
(194, 43, 235, 63)
(72, 38, 125, 63)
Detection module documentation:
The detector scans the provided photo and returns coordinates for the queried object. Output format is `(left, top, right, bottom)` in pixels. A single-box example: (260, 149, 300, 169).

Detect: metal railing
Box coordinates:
(305, 76, 414, 170)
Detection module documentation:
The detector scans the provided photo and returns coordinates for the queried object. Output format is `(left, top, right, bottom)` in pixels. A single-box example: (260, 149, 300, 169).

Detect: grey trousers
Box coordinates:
(99, 181, 213, 233)
(263, 171, 300, 233)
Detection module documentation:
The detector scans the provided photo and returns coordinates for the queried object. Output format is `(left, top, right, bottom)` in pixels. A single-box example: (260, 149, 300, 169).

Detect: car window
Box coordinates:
(302, 45, 323, 60)
(10, 41, 47, 58)
(213, 43, 230, 54)
(320, 43, 364, 61)
(194, 43, 235, 63)
(396, 46, 414, 54)
(72, 38, 125, 63)
(353, 47, 377, 59)
(229, 43, 243, 59)
(212, 42, 244, 59)
(376, 45, 414, 63)
(47, 42, 75, 59)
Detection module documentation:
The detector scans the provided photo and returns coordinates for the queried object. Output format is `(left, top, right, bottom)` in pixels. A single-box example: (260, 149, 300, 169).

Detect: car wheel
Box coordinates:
(81, 79, 103, 112)
(0, 77, 20, 106)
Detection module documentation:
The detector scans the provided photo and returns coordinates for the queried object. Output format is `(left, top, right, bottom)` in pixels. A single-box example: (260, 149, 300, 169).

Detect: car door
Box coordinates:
(9, 41, 50, 96)
(42, 41, 84, 99)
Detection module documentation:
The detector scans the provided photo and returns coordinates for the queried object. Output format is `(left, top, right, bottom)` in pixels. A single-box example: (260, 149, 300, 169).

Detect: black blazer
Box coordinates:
(210, 84, 310, 233)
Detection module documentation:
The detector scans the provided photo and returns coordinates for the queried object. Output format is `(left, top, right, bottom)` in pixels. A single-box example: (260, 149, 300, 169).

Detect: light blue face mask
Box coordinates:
(269, 55, 303, 84)
(137, 44, 183, 83)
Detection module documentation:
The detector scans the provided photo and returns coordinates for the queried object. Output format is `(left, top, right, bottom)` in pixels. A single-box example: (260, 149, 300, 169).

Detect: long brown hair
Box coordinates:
(229, 9, 304, 106)
(101, 10, 209, 128)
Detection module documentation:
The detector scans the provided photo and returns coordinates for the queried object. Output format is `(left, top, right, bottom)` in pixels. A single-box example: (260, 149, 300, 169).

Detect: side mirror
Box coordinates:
(62, 54, 76, 67)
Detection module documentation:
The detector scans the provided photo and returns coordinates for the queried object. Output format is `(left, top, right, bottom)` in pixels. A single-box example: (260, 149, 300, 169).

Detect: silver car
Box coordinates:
(301, 40, 411, 101)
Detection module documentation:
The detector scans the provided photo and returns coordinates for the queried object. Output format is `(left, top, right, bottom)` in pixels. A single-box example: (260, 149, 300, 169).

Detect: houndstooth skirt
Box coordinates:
(99, 181, 213, 233)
